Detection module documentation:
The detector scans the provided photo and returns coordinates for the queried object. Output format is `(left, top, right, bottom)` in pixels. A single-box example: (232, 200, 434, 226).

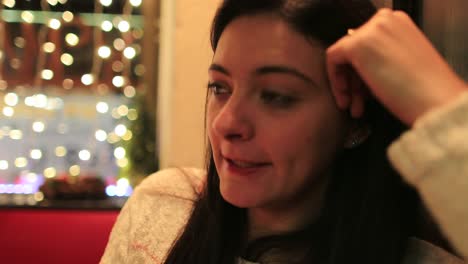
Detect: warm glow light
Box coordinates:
(14, 37, 25, 48)
(116, 158, 129, 168)
(69, 165, 80, 176)
(47, 0, 58, 6)
(123, 47, 136, 59)
(43, 42, 56, 53)
(48, 19, 61, 30)
(122, 130, 133, 141)
(112, 76, 125, 87)
(95, 130, 107, 142)
(3, 0, 15, 8)
(60, 53, 74, 66)
(96, 102, 109, 113)
(30, 149, 43, 160)
(113, 38, 125, 51)
(21, 11, 34, 23)
(134, 64, 146, 76)
(117, 105, 129, 116)
(62, 11, 74, 22)
(10, 58, 21, 69)
(25, 97, 33, 106)
(44, 167, 57, 178)
(55, 146, 67, 157)
(129, 0, 142, 7)
(3, 107, 14, 117)
(127, 109, 138, 121)
(4, 93, 19, 106)
(26, 94, 48, 108)
(98, 46, 112, 59)
(63, 79, 74, 89)
(117, 20, 130, 32)
(114, 147, 126, 159)
(58, 0, 67, 3)
(81, 74, 94, 85)
(111, 108, 120, 119)
(101, 20, 113, 32)
(0, 160, 8, 170)
(97, 84, 109, 94)
(112, 61, 124, 72)
(15, 157, 28, 168)
(114, 124, 127, 137)
(79, 150, 91, 161)
(107, 133, 120, 143)
(100, 0, 112, 6)
(41, 69, 54, 80)
(34, 192, 44, 202)
(124, 85, 136, 98)
(9, 129, 22, 140)
(32, 121, 46, 133)
(132, 28, 144, 39)
(65, 33, 79, 46)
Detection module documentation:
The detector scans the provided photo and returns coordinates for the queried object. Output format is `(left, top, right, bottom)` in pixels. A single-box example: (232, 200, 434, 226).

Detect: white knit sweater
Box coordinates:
(101, 92, 468, 264)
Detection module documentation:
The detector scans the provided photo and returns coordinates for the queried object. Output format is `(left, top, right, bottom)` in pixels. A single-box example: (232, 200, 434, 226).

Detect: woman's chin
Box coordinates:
(220, 186, 260, 208)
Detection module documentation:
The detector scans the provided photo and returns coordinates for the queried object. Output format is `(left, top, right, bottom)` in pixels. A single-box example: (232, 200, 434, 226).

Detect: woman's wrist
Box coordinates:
(410, 78, 467, 126)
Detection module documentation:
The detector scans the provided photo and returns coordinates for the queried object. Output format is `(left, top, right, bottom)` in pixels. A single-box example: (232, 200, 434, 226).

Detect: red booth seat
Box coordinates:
(0, 209, 119, 264)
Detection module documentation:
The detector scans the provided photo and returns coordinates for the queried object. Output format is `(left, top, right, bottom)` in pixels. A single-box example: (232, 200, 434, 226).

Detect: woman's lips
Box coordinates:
(223, 156, 271, 176)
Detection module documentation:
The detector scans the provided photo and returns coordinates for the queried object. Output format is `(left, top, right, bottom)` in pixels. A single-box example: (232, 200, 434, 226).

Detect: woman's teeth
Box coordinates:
(230, 159, 262, 168)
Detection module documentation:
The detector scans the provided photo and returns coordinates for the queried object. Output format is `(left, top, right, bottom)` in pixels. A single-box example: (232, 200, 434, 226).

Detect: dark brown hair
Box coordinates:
(164, 1, 419, 263)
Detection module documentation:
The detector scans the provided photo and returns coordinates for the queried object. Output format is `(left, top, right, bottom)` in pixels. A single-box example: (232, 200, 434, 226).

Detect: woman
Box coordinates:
(101, 1, 468, 263)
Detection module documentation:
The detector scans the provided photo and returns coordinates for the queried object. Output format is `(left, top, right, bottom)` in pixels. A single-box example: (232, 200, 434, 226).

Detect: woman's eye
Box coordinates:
(207, 82, 230, 96)
(261, 90, 296, 108)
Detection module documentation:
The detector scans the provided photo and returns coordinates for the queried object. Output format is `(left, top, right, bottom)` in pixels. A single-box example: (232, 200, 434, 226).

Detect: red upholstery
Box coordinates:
(0, 209, 119, 264)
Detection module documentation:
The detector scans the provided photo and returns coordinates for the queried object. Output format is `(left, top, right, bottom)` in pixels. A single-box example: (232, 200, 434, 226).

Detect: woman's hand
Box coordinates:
(326, 8, 467, 125)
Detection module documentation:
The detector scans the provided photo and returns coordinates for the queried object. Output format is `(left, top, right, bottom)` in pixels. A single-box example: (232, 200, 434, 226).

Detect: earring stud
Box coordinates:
(344, 125, 372, 149)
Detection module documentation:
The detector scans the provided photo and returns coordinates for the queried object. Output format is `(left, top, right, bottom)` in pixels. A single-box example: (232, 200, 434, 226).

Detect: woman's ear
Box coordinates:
(329, 64, 369, 119)
(343, 120, 372, 149)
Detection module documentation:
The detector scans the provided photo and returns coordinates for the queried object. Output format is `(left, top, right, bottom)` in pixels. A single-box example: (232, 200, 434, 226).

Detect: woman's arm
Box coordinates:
(326, 8, 468, 258)
(388, 92, 468, 259)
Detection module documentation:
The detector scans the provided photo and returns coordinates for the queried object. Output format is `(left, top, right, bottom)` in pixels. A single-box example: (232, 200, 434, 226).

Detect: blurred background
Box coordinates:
(0, 0, 157, 206)
(0, 0, 466, 263)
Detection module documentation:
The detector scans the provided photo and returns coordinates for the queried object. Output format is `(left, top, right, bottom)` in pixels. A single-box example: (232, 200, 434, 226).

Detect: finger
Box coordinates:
(326, 38, 354, 110)
(330, 64, 352, 109)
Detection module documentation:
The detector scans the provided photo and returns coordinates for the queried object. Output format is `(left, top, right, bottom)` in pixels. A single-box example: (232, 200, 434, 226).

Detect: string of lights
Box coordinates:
(0, 0, 145, 199)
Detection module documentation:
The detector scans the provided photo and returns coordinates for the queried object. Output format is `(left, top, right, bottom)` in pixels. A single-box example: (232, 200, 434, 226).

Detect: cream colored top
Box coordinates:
(101, 92, 468, 264)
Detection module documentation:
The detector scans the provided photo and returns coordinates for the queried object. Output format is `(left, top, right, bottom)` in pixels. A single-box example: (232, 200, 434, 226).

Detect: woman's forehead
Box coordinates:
(212, 14, 327, 83)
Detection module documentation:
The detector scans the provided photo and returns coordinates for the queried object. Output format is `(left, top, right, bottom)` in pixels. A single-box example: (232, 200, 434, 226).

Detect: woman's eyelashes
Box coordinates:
(208, 81, 298, 108)
(261, 89, 297, 108)
(208, 82, 230, 94)
(207, 82, 231, 101)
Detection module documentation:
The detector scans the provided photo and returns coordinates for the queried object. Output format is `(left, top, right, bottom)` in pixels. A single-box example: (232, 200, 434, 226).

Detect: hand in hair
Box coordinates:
(326, 8, 467, 125)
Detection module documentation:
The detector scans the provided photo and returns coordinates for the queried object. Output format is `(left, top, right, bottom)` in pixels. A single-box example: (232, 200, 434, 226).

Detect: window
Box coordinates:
(0, 0, 158, 207)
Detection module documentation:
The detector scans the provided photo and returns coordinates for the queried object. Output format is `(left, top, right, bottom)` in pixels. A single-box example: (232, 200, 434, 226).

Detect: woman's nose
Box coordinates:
(211, 97, 254, 141)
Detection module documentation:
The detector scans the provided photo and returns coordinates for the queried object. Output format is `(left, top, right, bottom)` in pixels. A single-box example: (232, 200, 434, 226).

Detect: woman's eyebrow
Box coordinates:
(209, 63, 319, 88)
(208, 63, 230, 76)
(255, 65, 316, 85)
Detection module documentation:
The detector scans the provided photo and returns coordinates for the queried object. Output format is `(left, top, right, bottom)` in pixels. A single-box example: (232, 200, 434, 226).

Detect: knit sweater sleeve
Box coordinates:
(100, 167, 205, 264)
(388, 91, 468, 259)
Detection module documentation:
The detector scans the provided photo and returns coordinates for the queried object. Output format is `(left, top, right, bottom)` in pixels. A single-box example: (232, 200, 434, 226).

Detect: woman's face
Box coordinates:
(207, 14, 350, 211)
